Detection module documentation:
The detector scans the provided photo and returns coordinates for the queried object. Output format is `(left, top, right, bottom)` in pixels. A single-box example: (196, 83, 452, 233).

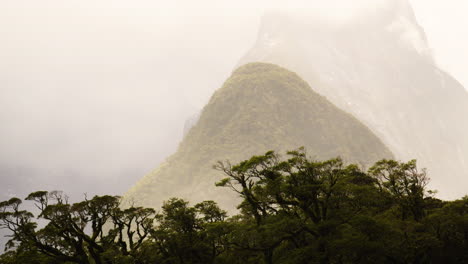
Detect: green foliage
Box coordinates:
(0, 192, 157, 264)
(1, 150, 467, 263)
(211, 150, 467, 263)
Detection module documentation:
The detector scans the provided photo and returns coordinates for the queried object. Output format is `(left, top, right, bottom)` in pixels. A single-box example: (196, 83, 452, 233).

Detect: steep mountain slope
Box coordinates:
(125, 63, 392, 210)
(239, 0, 468, 199)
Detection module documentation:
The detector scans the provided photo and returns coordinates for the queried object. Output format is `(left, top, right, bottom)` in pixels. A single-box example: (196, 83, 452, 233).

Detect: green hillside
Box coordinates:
(124, 63, 393, 210)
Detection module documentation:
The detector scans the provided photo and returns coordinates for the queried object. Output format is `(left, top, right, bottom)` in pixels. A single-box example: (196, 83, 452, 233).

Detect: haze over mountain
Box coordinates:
(239, 0, 468, 199)
(1, 0, 467, 204)
(124, 63, 393, 210)
(1, 0, 468, 255)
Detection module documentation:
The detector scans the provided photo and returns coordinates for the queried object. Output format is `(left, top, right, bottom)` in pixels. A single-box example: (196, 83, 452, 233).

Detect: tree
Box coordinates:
(215, 149, 466, 263)
(369, 159, 430, 221)
(2, 149, 467, 264)
(149, 198, 229, 264)
(215, 149, 385, 264)
(0, 191, 156, 264)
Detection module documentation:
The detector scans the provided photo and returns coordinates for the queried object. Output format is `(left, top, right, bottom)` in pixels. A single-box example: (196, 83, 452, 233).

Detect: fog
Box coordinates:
(0, 0, 467, 202)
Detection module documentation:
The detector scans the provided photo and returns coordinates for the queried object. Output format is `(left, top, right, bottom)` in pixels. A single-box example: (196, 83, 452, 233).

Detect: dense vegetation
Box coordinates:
(1, 149, 467, 263)
(125, 63, 393, 212)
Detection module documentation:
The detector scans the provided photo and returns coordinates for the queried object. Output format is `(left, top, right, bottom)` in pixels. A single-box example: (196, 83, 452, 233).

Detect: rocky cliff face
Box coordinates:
(124, 63, 392, 210)
(239, 1, 468, 199)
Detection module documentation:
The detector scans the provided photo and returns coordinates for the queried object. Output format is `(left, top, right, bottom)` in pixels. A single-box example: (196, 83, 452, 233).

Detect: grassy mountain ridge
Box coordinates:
(124, 63, 393, 210)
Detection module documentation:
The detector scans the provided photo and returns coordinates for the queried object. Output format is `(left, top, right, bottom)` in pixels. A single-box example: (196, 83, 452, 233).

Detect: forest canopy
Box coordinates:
(1, 149, 467, 264)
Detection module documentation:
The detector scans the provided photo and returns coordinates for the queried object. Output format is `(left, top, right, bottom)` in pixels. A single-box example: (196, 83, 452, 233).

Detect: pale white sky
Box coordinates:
(410, 0, 468, 88)
(1, 0, 466, 88)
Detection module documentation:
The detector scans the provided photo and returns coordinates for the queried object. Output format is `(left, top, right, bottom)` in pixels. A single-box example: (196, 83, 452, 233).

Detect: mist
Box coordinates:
(0, 0, 260, 201)
(1, 0, 467, 202)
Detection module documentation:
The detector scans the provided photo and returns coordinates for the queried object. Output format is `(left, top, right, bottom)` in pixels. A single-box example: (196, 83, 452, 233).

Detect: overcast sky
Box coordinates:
(0, 0, 467, 199)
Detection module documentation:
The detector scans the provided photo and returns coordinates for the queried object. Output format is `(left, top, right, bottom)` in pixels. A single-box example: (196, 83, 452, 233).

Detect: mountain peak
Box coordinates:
(263, 0, 415, 23)
(240, 2, 468, 199)
(125, 62, 393, 210)
(255, 0, 431, 58)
